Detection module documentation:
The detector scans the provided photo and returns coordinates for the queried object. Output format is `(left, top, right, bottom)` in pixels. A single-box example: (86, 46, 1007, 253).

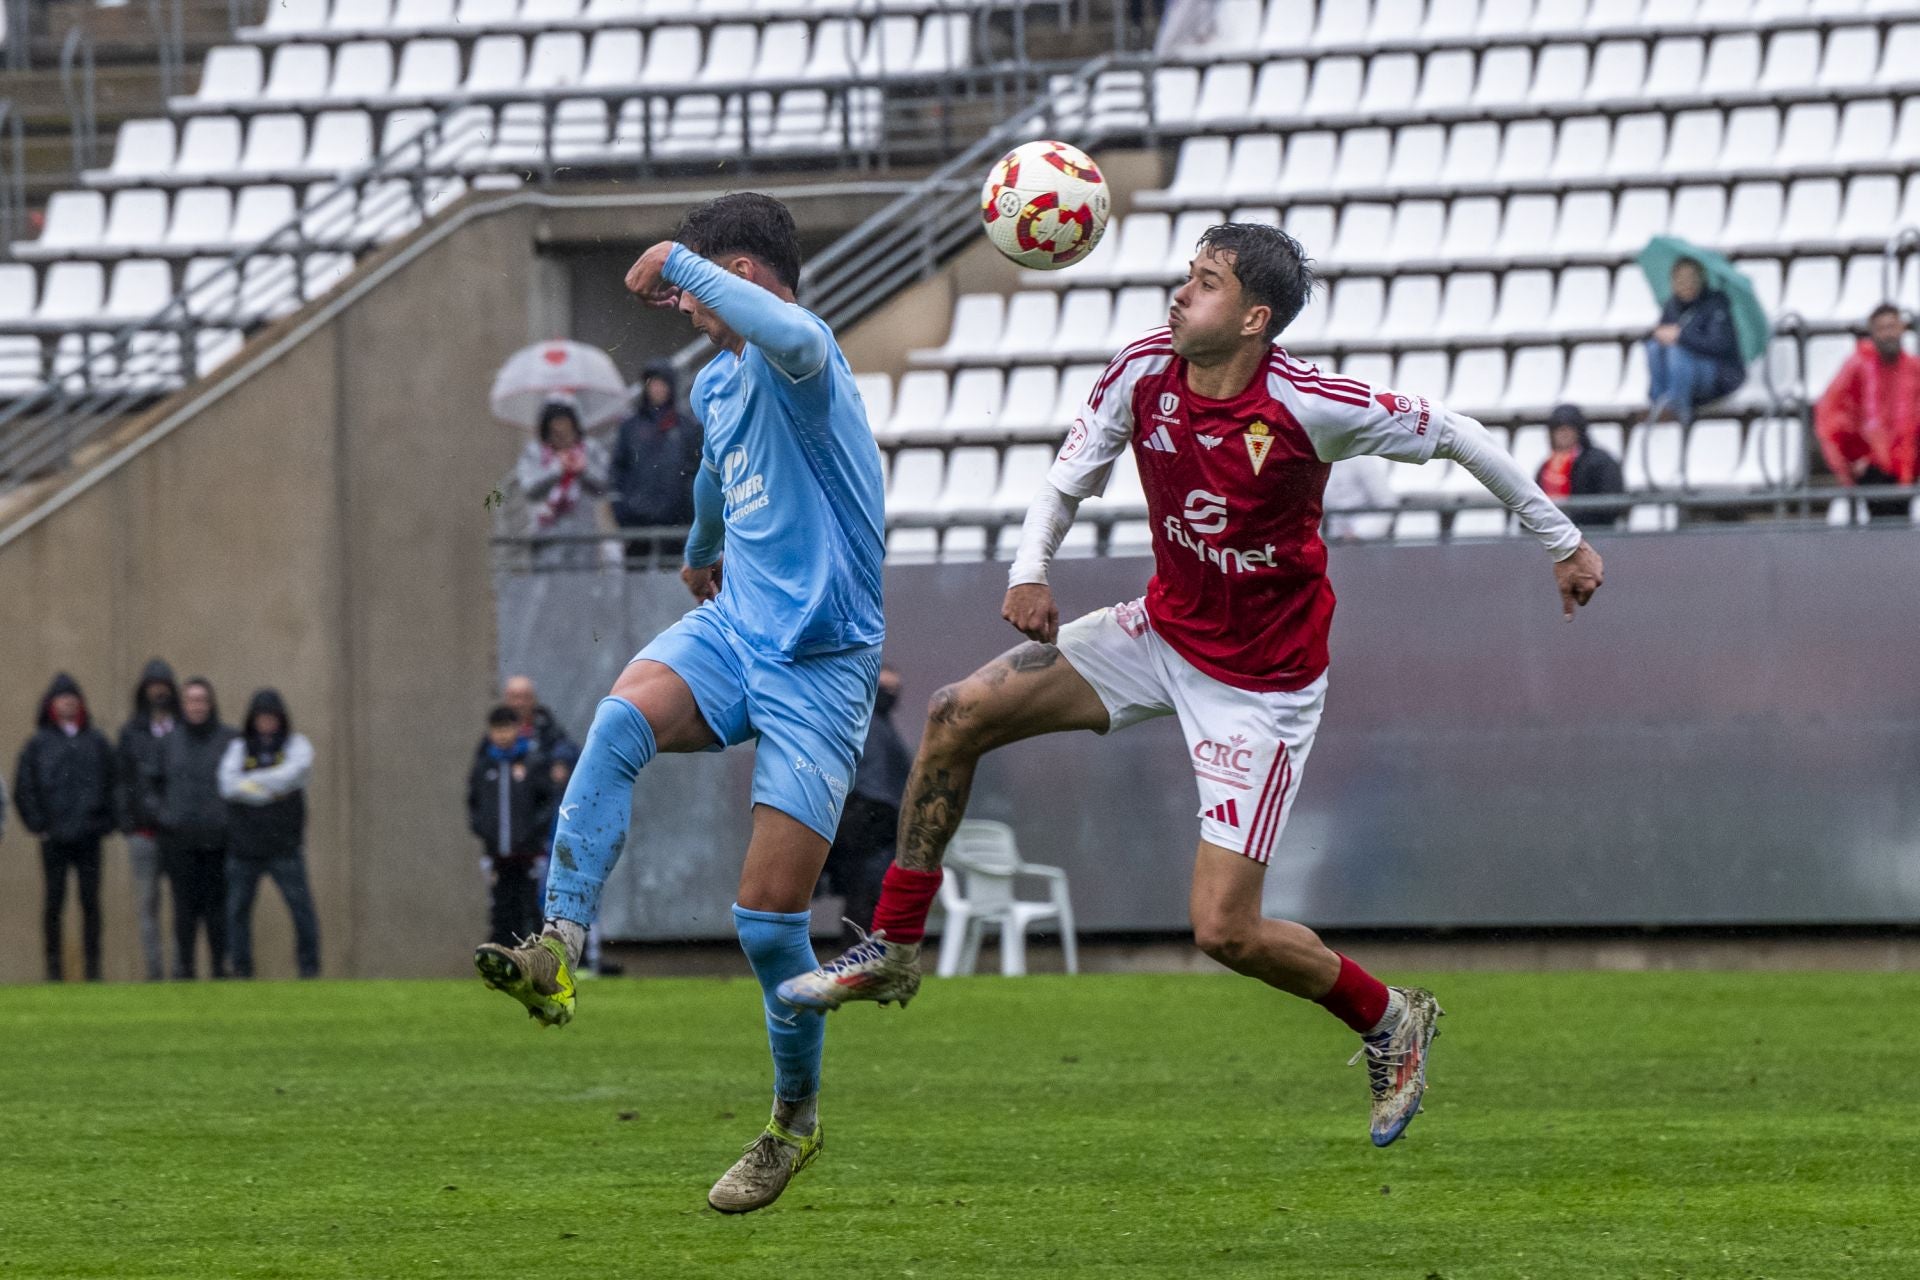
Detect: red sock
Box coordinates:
(1314, 953, 1391, 1034)
(869, 865, 942, 944)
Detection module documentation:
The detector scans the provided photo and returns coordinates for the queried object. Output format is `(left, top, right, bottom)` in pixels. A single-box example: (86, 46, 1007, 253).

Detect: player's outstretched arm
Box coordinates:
(1434, 412, 1605, 619)
(630, 241, 827, 380)
(681, 464, 725, 603)
(1003, 483, 1082, 643)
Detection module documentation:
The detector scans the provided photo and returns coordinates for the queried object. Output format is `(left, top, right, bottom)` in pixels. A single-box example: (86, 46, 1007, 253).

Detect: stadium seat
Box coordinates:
(941, 370, 1005, 439)
(19, 191, 106, 258)
(933, 821, 1077, 979)
(1684, 418, 1745, 487)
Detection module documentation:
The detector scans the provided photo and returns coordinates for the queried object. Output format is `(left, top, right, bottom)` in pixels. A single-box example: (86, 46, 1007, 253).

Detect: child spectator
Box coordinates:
(468, 705, 556, 946)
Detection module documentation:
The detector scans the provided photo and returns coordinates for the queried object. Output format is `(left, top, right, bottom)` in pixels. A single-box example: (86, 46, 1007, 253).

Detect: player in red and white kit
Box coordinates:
(779, 224, 1605, 1146)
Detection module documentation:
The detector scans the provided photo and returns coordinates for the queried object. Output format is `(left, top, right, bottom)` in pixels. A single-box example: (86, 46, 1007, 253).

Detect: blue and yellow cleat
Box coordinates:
(1351, 986, 1444, 1147)
(474, 934, 577, 1028)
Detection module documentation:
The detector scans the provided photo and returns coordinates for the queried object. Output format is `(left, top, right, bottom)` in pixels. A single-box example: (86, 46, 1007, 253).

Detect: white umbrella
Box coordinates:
(489, 339, 631, 431)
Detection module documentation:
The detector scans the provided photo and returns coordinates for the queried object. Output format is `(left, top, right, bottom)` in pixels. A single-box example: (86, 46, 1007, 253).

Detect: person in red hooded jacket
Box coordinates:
(1816, 304, 1920, 518)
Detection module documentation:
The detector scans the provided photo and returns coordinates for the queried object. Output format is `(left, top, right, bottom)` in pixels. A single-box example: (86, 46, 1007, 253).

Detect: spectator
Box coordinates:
(116, 658, 179, 981)
(821, 666, 911, 948)
(159, 678, 236, 979)
(1816, 303, 1920, 520)
(1646, 256, 1745, 426)
(14, 673, 116, 982)
(1535, 404, 1629, 525)
(1321, 455, 1396, 542)
(221, 689, 321, 979)
(468, 705, 556, 946)
(517, 400, 610, 568)
(609, 363, 703, 562)
(493, 674, 575, 760)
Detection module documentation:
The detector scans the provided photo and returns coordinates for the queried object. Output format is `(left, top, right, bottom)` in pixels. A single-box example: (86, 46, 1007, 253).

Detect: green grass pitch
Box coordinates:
(1, 970, 1914, 1278)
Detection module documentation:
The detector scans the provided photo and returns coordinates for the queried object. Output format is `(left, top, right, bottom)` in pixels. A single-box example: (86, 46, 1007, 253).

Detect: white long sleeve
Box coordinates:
(1008, 483, 1082, 587)
(220, 734, 314, 804)
(1434, 414, 1584, 561)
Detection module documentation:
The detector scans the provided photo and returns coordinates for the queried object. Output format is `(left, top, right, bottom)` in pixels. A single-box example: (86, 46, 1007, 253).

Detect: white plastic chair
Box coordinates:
(934, 821, 1077, 978)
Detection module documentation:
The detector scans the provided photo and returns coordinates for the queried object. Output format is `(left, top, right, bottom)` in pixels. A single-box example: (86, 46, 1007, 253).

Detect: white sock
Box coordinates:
(543, 918, 588, 967)
(1365, 988, 1408, 1039)
(774, 1093, 818, 1136)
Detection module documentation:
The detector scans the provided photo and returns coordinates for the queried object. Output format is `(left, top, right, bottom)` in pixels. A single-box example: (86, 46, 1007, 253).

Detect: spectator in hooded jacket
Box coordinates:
(820, 666, 912, 948)
(468, 705, 557, 946)
(116, 657, 179, 981)
(220, 689, 321, 979)
(14, 673, 116, 981)
(1645, 257, 1746, 426)
(159, 678, 236, 979)
(1535, 404, 1629, 526)
(609, 363, 703, 562)
(517, 400, 611, 569)
(1816, 303, 1920, 519)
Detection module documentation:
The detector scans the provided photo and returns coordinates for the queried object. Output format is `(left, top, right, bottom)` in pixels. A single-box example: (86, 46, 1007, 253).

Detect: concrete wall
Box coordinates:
(0, 203, 542, 982)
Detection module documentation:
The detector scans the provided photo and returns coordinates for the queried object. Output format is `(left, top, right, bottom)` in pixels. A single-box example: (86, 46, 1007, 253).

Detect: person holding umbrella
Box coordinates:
(516, 400, 611, 570)
(1641, 247, 1751, 427)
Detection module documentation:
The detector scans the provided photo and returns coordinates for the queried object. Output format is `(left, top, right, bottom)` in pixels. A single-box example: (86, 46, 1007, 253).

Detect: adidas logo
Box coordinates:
(1143, 425, 1177, 453)
(1204, 799, 1240, 827)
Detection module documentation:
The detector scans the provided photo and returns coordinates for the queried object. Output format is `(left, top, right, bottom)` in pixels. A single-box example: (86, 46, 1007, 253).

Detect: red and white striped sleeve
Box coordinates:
(1046, 331, 1174, 500)
(1266, 351, 1444, 466)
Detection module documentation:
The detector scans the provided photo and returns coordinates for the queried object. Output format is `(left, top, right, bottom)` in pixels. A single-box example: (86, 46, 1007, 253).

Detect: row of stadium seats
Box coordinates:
(1192, 0, 1920, 58)
(869, 414, 1809, 561)
(178, 17, 959, 117)
(1140, 105, 1920, 214)
(71, 87, 876, 195)
(245, 0, 997, 41)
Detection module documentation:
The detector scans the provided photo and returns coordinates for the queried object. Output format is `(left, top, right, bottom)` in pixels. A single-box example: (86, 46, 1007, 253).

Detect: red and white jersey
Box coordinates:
(1047, 329, 1442, 693)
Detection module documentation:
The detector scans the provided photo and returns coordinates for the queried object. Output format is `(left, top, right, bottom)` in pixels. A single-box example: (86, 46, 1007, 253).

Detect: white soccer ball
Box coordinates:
(980, 140, 1111, 271)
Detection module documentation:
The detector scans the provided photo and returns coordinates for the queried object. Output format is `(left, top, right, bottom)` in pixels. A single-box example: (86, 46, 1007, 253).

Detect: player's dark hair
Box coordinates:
(1870, 301, 1903, 325)
(675, 193, 803, 293)
(1197, 223, 1315, 340)
(487, 705, 519, 728)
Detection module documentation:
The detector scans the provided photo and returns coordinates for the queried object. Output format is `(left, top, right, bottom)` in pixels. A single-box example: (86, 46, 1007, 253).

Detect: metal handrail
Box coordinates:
(3, 0, 29, 72)
(59, 28, 98, 176)
(0, 102, 22, 248)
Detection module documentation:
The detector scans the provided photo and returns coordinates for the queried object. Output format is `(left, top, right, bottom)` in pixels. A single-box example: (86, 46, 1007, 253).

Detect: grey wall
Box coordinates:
(499, 526, 1920, 940)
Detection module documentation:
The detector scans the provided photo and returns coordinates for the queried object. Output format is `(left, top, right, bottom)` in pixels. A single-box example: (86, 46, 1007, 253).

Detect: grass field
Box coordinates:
(1, 970, 1914, 1279)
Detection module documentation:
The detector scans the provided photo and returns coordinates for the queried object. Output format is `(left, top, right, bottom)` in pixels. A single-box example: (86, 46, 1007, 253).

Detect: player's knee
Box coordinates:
(1191, 910, 1255, 969)
(920, 681, 986, 759)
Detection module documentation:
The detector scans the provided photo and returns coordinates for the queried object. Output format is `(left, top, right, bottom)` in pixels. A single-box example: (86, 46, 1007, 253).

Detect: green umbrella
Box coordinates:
(1637, 236, 1770, 365)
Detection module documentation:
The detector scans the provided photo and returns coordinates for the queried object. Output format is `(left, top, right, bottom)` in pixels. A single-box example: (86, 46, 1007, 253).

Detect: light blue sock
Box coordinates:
(543, 697, 657, 925)
(733, 904, 825, 1105)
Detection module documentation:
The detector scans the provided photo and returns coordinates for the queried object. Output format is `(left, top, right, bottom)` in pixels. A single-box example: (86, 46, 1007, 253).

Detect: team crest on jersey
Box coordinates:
(1244, 420, 1274, 475)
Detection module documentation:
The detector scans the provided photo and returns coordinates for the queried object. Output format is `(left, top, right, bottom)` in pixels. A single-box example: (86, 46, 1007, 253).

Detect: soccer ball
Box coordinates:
(980, 141, 1111, 271)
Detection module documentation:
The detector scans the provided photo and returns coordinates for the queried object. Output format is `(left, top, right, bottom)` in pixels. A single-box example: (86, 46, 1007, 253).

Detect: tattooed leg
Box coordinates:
(894, 642, 1108, 872)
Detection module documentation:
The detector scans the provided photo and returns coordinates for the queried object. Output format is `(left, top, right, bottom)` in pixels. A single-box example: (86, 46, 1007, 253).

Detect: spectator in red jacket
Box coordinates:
(1816, 303, 1920, 518)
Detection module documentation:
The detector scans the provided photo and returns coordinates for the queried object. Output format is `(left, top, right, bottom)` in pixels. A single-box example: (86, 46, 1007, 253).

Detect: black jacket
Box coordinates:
(851, 688, 911, 809)
(160, 701, 237, 852)
(116, 658, 180, 834)
(14, 673, 117, 846)
(1659, 289, 1746, 397)
(609, 365, 704, 529)
(226, 689, 310, 861)
(1537, 427, 1630, 526)
(467, 744, 557, 866)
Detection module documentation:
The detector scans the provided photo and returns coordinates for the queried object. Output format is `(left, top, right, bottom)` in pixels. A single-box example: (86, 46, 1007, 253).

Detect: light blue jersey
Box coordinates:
(670, 244, 886, 659)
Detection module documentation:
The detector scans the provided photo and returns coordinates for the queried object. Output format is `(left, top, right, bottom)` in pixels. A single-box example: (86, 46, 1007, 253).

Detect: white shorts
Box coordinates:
(1056, 598, 1326, 864)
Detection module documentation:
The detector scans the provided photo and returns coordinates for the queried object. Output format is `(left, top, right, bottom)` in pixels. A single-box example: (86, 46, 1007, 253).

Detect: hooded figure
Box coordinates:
(1534, 404, 1629, 526)
(160, 678, 237, 978)
(14, 673, 117, 981)
(117, 657, 180, 980)
(609, 363, 704, 550)
(220, 689, 321, 978)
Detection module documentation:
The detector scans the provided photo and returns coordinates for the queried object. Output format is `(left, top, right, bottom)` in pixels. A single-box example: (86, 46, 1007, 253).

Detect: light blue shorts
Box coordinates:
(635, 605, 881, 841)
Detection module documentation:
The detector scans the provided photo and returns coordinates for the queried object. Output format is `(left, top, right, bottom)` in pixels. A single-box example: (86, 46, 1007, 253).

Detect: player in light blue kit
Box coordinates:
(474, 193, 886, 1215)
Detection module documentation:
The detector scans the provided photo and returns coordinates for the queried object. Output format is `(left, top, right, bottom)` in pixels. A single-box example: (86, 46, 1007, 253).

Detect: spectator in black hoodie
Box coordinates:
(14, 673, 117, 981)
(220, 689, 321, 979)
(491, 675, 575, 761)
(1534, 404, 1630, 527)
(159, 678, 236, 979)
(468, 705, 557, 945)
(609, 363, 703, 562)
(117, 657, 179, 981)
